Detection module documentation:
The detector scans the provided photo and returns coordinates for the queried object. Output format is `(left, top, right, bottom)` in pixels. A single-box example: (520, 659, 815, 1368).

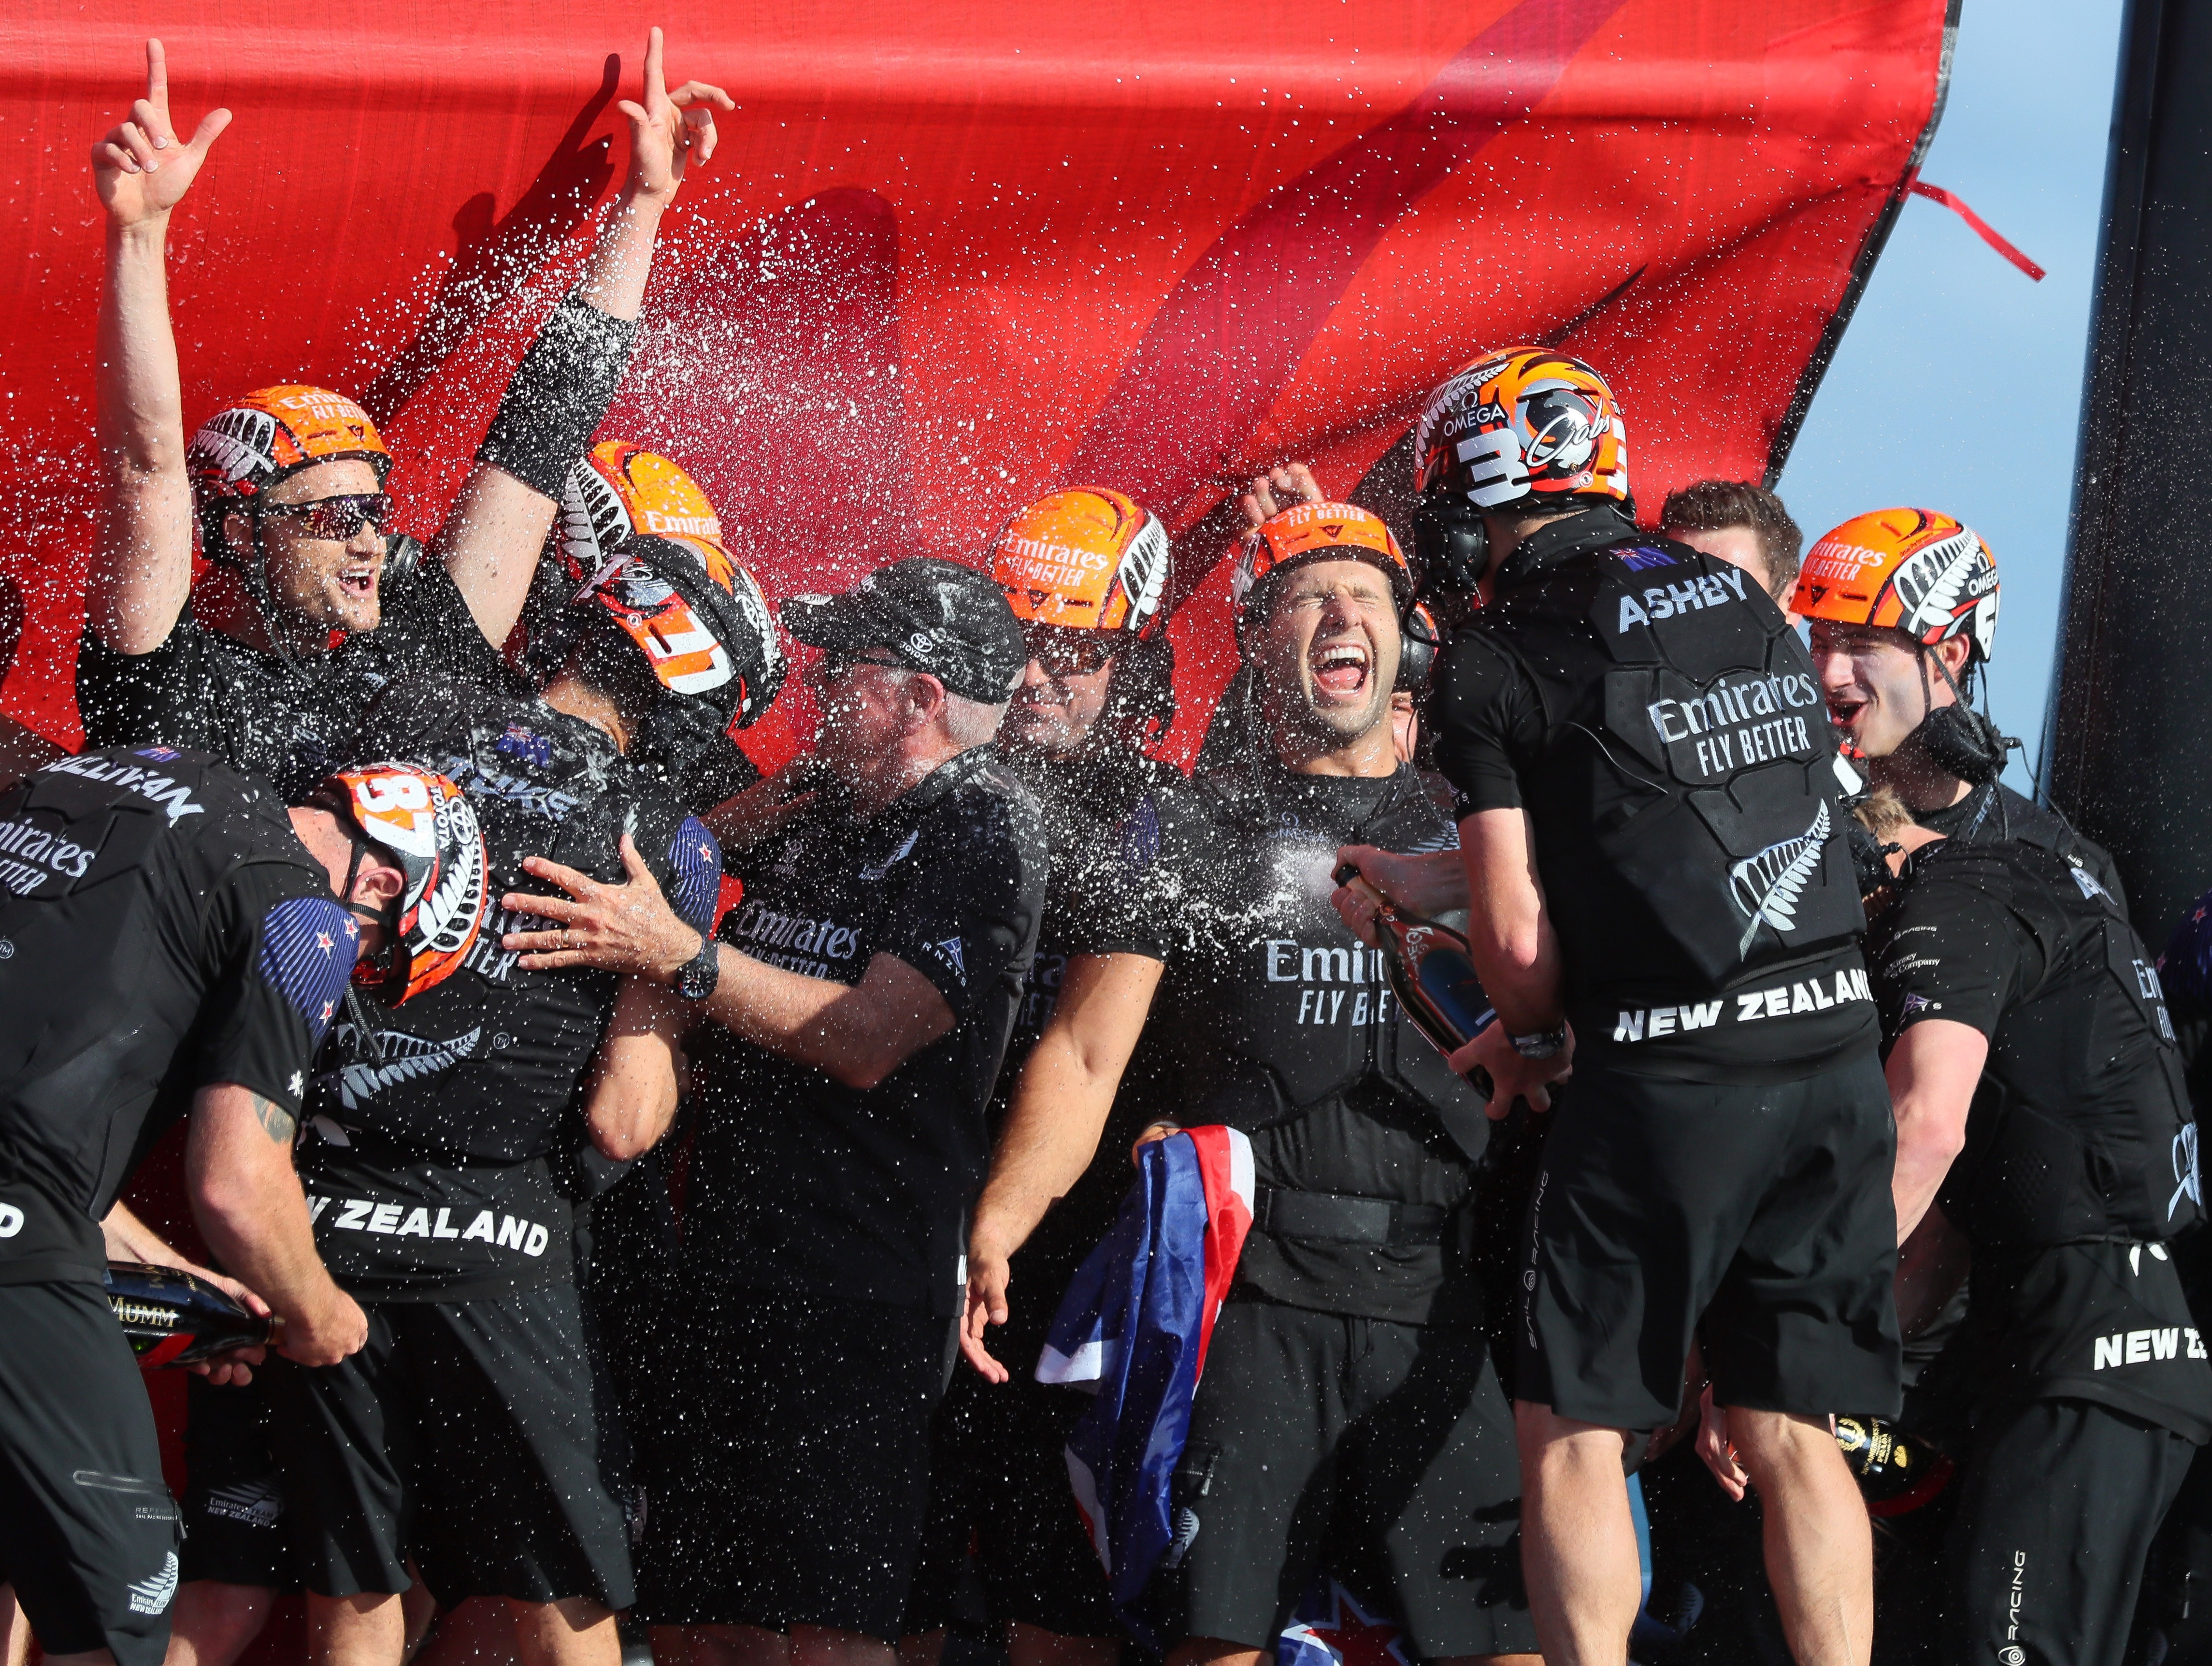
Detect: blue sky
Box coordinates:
(1775, 0, 2126, 795)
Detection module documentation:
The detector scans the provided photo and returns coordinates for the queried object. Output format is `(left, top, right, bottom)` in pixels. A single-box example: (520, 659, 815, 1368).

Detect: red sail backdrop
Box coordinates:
(0, 0, 1949, 770)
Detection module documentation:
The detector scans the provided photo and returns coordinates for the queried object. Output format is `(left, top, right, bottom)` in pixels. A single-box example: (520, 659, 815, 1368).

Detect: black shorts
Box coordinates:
(636, 1288, 955, 1639)
(1947, 1397, 2195, 1666)
(1164, 1297, 1537, 1660)
(907, 1363, 1118, 1639)
(0, 1280, 183, 1666)
(179, 1374, 294, 1590)
(1517, 1049, 1902, 1429)
(263, 1282, 632, 1609)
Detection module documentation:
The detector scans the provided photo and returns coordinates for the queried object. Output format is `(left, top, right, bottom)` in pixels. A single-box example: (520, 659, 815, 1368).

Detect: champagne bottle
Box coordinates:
(104, 1262, 280, 1368)
(1832, 1413, 1954, 1515)
(1332, 862, 1497, 1084)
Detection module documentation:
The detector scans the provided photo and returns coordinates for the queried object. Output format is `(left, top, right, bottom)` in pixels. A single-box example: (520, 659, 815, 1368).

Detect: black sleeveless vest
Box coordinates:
(1473, 525, 1864, 1001)
(1158, 761, 1491, 1163)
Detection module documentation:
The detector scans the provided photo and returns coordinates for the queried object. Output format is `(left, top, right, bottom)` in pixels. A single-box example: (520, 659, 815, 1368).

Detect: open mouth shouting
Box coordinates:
(1825, 695, 1867, 735)
(337, 564, 378, 600)
(1309, 637, 1371, 701)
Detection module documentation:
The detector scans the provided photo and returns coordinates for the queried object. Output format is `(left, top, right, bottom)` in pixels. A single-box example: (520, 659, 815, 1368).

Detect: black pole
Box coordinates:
(2046, 0, 2212, 943)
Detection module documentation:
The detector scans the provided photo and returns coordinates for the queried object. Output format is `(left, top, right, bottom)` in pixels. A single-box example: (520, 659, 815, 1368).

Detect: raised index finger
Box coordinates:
(642, 26, 666, 106)
(146, 39, 168, 115)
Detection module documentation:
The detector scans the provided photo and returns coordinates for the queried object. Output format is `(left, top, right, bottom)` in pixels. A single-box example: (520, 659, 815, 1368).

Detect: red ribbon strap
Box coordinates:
(1908, 178, 2047, 281)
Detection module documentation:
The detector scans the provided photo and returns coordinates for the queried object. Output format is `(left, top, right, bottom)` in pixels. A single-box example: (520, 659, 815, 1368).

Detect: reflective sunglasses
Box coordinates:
(1022, 626, 1117, 678)
(255, 493, 393, 542)
(813, 649, 913, 683)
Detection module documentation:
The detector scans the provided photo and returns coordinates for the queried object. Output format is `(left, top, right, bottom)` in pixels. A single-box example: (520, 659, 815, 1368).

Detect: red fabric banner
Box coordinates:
(0, 1, 1951, 766)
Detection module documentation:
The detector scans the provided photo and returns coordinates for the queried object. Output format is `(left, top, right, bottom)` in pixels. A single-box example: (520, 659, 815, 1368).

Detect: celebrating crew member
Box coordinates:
(261, 527, 770, 1666)
(492, 556, 1043, 1666)
(526, 439, 765, 809)
(1794, 508, 2123, 898)
(972, 495, 1539, 1666)
(1660, 479, 1804, 608)
(1789, 804, 2212, 1666)
(909, 487, 1186, 1666)
(79, 32, 733, 801)
(77, 38, 736, 1666)
(1413, 347, 1897, 1665)
(0, 744, 431, 1666)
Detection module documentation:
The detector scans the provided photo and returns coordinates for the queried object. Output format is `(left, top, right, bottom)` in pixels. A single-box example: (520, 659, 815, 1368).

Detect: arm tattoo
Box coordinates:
(250, 1093, 297, 1144)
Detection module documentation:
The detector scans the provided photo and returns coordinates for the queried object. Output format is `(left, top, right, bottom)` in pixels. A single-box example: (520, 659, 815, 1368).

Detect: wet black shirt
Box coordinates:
(296, 673, 719, 1300)
(0, 748, 355, 1284)
(684, 747, 1048, 1316)
(1871, 838, 2212, 1440)
(1433, 511, 1875, 1081)
(75, 561, 522, 803)
(992, 747, 1196, 1358)
(1916, 779, 2126, 916)
(1152, 759, 1485, 1327)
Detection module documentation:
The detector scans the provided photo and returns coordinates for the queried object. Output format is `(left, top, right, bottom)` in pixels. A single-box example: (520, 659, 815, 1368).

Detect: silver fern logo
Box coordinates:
(334, 1026, 485, 1108)
(1730, 802, 1831, 955)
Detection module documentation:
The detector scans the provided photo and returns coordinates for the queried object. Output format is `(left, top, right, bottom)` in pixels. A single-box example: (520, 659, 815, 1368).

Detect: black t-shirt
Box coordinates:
(1870, 838, 2212, 1439)
(992, 747, 1197, 1357)
(1432, 512, 1875, 1082)
(998, 747, 1188, 1065)
(1151, 759, 1486, 1327)
(1916, 779, 2127, 915)
(75, 561, 523, 802)
(295, 672, 720, 1300)
(683, 747, 1048, 1316)
(0, 748, 355, 1284)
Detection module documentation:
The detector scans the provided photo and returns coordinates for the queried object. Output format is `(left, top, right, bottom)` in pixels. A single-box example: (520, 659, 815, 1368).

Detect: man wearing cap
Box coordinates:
(495, 555, 1049, 1666)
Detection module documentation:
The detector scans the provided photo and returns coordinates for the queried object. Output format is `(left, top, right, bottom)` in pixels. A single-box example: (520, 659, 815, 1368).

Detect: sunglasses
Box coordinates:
(813, 649, 913, 682)
(256, 493, 393, 542)
(1022, 627, 1117, 678)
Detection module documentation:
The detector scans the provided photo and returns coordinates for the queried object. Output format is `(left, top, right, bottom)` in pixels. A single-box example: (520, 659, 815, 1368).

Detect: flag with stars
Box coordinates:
(1037, 1124, 1254, 1647)
(258, 897, 361, 1047)
(1277, 1580, 1414, 1666)
(664, 816, 726, 934)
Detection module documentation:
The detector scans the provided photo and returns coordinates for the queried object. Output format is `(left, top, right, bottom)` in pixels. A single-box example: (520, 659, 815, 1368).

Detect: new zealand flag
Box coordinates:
(1037, 1124, 1253, 1646)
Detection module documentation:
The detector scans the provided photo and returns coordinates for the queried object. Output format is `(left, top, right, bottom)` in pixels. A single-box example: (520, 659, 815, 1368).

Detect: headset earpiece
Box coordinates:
(1108, 632, 1179, 734)
(1411, 492, 1490, 598)
(1398, 598, 1439, 693)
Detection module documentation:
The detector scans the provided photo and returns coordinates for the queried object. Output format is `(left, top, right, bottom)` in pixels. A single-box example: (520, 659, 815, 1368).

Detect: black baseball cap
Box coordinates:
(782, 557, 1028, 704)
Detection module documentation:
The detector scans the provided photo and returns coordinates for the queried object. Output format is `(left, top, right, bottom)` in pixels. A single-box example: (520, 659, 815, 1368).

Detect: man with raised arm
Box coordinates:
(77, 39, 738, 1666)
(80, 31, 733, 801)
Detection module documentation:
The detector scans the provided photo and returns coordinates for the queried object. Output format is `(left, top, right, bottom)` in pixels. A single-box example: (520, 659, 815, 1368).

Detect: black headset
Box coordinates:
(1105, 631, 1178, 736)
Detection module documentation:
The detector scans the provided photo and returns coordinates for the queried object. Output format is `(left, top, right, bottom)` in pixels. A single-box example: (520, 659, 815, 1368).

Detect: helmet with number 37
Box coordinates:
(320, 765, 490, 1003)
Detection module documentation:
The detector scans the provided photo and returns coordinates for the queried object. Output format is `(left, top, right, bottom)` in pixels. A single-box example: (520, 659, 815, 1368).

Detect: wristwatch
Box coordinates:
(1508, 1026, 1567, 1060)
(673, 934, 720, 1002)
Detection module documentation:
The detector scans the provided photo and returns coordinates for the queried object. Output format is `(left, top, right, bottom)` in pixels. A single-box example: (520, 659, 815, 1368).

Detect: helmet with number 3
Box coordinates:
(1414, 348, 1629, 513)
(321, 765, 489, 1003)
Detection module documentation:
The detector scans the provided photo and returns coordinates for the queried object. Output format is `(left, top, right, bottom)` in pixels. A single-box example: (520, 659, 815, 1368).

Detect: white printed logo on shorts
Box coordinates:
(127, 1551, 178, 1615)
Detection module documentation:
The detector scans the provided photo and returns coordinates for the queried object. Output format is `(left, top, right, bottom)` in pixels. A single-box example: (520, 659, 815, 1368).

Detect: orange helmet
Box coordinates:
(322, 765, 488, 1004)
(560, 441, 728, 574)
(988, 488, 1171, 637)
(188, 386, 392, 565)
(1792, 508, 2000, 665)
(1414, 348, 1628, 512)
(1229, 502, 1413, 620)
(572, 533, 787, 725)
(548, 443, 786, 729)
